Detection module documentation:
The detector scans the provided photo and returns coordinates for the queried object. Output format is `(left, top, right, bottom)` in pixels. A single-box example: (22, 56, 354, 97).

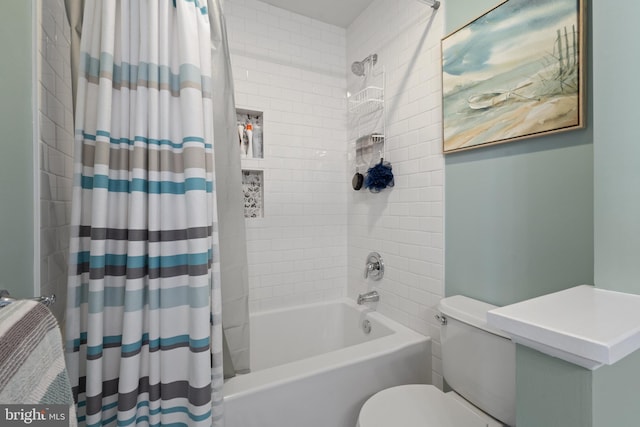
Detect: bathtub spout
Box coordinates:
(357, 291, 380, 305)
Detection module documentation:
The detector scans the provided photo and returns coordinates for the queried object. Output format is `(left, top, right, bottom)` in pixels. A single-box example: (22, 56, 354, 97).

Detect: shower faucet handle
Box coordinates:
(363, 252, 384, 281)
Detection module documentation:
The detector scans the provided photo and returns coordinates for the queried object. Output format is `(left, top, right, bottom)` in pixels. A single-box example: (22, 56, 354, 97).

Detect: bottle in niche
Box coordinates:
(252, 117, 263, 158)
(245, 121, 253, 158)
(238, 123, 246, 157)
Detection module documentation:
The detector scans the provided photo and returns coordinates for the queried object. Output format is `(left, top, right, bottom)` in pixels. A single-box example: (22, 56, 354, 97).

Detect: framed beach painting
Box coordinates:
(441, 0, 585, 153)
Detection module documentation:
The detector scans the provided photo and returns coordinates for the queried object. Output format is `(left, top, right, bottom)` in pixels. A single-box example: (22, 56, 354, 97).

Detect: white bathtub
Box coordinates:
(223, 298, 431, 427)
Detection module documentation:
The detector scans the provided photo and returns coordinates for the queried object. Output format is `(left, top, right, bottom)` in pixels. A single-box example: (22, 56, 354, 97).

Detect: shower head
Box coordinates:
(351, 61, 365, 77)
(351, 54, 378, 76)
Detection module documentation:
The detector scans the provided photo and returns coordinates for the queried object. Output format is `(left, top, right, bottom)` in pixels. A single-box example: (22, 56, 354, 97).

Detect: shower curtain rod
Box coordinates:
(417, 0, 440, 9)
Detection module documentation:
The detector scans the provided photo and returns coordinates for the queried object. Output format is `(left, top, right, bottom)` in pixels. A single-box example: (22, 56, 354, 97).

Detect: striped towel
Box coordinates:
(0, 300, 76, 425)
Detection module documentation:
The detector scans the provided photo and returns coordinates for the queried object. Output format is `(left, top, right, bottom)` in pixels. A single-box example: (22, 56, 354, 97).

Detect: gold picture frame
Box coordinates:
(441, 0, 586, 153)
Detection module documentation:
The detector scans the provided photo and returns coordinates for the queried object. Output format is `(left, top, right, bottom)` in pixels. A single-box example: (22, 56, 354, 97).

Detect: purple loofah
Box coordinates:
(364, 159, 394, 193)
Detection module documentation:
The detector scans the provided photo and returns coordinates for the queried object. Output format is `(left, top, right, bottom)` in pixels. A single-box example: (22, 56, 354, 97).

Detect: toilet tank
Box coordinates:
(439, 295, 516, 427)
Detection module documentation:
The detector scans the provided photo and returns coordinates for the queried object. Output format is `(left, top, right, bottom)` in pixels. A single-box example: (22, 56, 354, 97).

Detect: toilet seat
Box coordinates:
(358, 385, 505, 427)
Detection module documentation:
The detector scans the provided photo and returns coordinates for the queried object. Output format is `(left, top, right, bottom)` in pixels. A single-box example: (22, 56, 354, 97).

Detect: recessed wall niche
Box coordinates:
(236, 109, 263, 159)
(242, 170, 263, 219)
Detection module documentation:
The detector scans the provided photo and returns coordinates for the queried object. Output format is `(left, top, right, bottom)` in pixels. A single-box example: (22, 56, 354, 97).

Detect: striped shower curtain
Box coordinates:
(65, 1, 223, 426)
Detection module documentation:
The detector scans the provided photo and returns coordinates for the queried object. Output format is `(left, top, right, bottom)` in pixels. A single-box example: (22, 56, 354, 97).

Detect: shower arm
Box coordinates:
(417, 0, 440, 9)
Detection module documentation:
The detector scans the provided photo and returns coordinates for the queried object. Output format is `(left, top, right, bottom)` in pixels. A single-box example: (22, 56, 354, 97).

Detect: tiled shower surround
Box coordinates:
(226, 0, 349, 311)
(226, 0, 445, 386)
(38, 0, 74, 325)
(347, 0, 445, 388)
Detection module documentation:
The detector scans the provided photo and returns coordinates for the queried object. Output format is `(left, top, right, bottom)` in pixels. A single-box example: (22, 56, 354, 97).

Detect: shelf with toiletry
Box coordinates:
(236, 108, 263, 159)
(352, 133, 393, 193)
(355, 133, 385, 172)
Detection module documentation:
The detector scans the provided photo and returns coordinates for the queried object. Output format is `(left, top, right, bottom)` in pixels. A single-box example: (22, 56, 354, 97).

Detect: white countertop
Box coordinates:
(487, 285, 640, 370)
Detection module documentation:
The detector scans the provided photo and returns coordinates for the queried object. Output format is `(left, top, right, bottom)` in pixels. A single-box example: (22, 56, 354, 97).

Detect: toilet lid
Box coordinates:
(358, 385, 505, 427)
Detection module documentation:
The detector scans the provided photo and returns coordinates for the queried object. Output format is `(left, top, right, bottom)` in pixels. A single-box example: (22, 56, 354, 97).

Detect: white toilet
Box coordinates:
(358, 295, 516, 427)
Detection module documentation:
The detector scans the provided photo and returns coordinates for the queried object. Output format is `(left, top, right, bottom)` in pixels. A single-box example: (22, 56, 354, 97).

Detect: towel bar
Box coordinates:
(0, 289, 56, 308)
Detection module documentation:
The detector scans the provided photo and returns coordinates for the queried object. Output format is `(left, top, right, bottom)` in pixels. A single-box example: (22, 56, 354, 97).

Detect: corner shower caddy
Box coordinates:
(348, 65, 386, 177)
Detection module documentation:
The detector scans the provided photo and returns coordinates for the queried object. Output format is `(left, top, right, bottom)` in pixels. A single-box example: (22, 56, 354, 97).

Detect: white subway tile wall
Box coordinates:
(38, 0, 74, 325)
(225, 0, 349, 311)
(228, 0, 444, 386)
(347, 0, 445, 388)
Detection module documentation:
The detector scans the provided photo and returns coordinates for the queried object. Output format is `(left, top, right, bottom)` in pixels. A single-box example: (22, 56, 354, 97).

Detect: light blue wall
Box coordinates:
(445, 137, 593, 306)
(516, 346, 592, 427)
(444, 0, 594, 307)
(591, 0, 640, 425)
(592, 350, 640, 426)
(593, 0, 640, 294)
(0, 1, 34, 298)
